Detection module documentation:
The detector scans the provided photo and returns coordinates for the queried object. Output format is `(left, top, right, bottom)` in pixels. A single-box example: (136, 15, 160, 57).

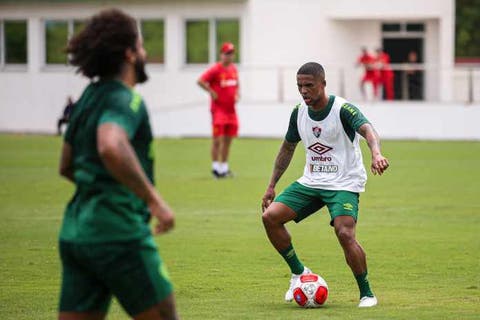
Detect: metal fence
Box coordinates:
(236, 64, 480, 105)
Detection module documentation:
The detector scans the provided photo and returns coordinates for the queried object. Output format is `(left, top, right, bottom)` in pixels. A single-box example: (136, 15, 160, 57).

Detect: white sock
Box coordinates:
(220, 162, 229, 174)
(212, 161, 220, 172)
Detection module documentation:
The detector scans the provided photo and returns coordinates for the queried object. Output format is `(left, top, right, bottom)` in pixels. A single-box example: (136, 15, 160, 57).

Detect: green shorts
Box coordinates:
(59, 236, 173, 316)
(275, 181, 360, 226)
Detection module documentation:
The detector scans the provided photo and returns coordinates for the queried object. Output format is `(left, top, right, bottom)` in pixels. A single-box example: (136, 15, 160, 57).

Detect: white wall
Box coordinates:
(149, 100, 480, 140)
(1, 0, 473, 140)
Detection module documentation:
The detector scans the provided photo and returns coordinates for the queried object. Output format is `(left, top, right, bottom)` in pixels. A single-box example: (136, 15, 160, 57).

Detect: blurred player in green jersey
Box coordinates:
(58, 9, 178, 320)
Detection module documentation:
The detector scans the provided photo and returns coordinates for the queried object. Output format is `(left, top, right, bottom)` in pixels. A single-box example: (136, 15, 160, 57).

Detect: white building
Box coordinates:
(1, 0, 479, 139)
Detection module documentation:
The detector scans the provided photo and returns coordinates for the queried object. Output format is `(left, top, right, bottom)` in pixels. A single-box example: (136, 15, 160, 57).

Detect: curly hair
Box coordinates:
(67, 9, 138, 79)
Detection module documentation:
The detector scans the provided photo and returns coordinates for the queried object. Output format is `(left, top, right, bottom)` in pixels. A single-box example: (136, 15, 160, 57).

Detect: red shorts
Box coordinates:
(211, 110, 238, 137)
(212, 123, 238, 137)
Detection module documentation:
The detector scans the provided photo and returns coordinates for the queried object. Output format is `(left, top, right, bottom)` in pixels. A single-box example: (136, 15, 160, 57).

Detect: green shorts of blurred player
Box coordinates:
(59, 236, 174, 318)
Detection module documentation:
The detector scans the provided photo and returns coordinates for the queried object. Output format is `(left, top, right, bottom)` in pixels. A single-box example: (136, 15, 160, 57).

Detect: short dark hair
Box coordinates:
(297, 62, 325, 80)
(66, 8, 138, 79)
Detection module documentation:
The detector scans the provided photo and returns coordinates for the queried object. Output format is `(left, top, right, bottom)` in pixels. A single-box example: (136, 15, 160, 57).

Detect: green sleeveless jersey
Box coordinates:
(60, 79, 154, 243)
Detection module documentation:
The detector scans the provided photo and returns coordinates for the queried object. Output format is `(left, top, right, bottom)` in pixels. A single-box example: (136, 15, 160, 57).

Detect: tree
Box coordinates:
(455, 0, 480, 57)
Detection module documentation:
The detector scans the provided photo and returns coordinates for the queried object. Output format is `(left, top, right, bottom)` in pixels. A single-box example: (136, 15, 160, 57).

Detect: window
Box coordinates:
(186, 20, 209, 64)
(185, 18, 240, 64)
(382, 23, 401, 32)
(73, 20, 87, 36)
(1, 20, 28, 65)
(45, 20, 68, 64)
(382, 22, 425, 34)
(45, 19, 87, 65)
(215, 19, 240, 63)
(406, 23, 424, 32)
(141, 20, 165, 64)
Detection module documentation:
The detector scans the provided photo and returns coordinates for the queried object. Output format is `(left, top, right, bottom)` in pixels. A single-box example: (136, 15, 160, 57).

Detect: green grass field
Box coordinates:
(0, 134, 479, 319)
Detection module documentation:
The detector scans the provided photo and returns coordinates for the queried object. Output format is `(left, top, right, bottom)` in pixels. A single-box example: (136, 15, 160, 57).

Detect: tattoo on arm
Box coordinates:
(270, 140, 297, 187)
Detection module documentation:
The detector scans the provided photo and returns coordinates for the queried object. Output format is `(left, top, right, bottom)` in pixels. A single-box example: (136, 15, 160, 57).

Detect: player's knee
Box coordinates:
(262, 210, 281, 228)
(335, 227, 355, 246)
(262, 211, 273, 227)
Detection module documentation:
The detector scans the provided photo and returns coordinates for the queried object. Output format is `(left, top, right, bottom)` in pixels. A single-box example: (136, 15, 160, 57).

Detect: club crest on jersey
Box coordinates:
(312, 126, 322, 138)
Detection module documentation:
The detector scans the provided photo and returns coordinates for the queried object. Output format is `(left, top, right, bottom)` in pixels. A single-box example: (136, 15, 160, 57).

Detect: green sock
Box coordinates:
(279, 244, 304, 275)
(355, 271, 374, 298)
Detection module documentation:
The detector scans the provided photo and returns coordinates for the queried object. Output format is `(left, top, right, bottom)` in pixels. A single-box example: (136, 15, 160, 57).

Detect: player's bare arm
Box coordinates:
(59, 142, 74, 182)
(262, 140, 298, 211)
(97, 123, 174, 234)
(358, 123, 389, 176)
(235, 81, 240, 102)
(197, 79, 218, 100)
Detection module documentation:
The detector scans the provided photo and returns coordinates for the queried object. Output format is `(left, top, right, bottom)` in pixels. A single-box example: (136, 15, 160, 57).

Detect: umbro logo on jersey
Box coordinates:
(312, 126, 322, 138)
(308, 142, 333, 155)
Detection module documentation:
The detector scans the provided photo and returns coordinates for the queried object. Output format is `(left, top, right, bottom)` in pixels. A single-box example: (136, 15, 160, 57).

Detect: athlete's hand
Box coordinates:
(371, 154, 389, 176)
(262, 186, 276, 212)
(148, 193, 175, 235)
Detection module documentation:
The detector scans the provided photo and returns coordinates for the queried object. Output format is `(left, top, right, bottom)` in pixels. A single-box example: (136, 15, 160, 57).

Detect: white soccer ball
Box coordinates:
(293, 273, 329, 308)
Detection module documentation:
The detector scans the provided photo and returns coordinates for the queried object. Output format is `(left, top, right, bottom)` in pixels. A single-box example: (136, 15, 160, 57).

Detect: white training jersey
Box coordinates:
(296, 97, 367, 192)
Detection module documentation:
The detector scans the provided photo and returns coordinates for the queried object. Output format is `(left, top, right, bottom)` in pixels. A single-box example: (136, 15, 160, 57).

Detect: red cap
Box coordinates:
(221, 42, 235, 54)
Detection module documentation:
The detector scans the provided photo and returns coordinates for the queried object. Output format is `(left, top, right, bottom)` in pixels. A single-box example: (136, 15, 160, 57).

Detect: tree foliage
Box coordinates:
(455, 0, 480, 57)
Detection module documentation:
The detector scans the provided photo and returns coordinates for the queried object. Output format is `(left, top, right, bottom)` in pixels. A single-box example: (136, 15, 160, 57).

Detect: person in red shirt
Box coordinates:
(375, 48, 394, 100)
(198, 42, 240, 178)
(356, 47, 379, 100)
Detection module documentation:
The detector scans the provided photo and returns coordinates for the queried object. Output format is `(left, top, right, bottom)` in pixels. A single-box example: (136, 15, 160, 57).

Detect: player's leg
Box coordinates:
(385, 73, 394, 100)
(211, 123, 222, 177)
(325, 191, 376, 307)
(262, 182, 322, 301)
(333, 216, 376, 307)
(58, 242, 110, 320)
(59, 312, 106, 320)
(218, 122, 238, 177)
(106, 237, 178, 319)
(262, 202, 311, 301)
(333, 215, 367, 275)
(262, 202, 297, 253)
(218, 135, 233, 176)
(133, 294, 178, 320)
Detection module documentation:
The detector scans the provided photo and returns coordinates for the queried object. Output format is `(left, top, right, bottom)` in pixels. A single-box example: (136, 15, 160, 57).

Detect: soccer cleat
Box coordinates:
(285, 266, 312, 302)
(212, 170, 222, 179)
(358, 296, 377, 307)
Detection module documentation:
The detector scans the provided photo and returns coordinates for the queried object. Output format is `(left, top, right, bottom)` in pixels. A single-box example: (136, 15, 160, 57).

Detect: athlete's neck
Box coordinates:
(309, 94, 330, 111)
(118, 63, 137, 88)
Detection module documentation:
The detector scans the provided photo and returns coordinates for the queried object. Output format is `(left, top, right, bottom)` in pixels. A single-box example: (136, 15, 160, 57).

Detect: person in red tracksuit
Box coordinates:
(198, 42, 240, 178)
(356, 47, 379, 100)
(375, 48, 394, 100)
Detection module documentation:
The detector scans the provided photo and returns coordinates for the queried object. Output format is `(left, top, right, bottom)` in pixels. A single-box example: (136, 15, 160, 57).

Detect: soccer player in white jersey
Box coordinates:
(261, 62, 389, 308)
